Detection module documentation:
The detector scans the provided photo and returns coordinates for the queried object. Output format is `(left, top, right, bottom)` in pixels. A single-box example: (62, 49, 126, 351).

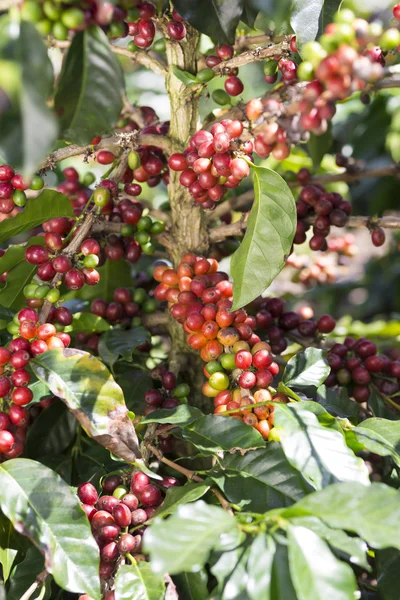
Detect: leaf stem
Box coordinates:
(19, 570, 48, 600)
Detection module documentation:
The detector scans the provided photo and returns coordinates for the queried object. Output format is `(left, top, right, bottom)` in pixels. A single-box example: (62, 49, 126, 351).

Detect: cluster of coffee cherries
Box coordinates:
(0, 164, 44, 214)
(287, 253, 338, 287)
(144, 364, 190, 453)
(325, 337, 400, 403)
(76, 469, 179, 595)
(126, 5, 186, 50)
(293, 169, 352, 251)
(168, 120, 252, 210)
(205, 44, 245, 101)
(261, 37, 299, 85)
(327, 233, 358, 257)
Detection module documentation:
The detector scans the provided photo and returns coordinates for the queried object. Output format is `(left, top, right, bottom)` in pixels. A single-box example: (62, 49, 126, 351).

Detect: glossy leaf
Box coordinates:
(271, 543, 297, 600)
(113, 364, 153, 415)
(114, 563, 165, 600)
(143, 501, 240, 574)
(212, 543, 251, 599)
(317, 385, 358, 420)
(0, 458, 100, 598)
(291, 0, 341, 45)
(288, 525, 357, 600)
(98, 327, 150, 366)
(0, 514, 27, 581)
(354, 418, 400, 466)
(0, 21, 58, 175)
(283, 348, 330, 388)
(172, 0, 244, 44)
(54, 26, 124, 145)
(0, 191, 73, 245)
(376, 548, 400, 600)
(26, 400, 77, 459)
(231, 165, 296, 309)
(174, 571, 209, 600)
(247, 534, 276, 600)
(65, 312, 111, 334)
(211, 445, 312, 511)
(289, 516, 369, 570)
(141, 405, 203, 426)
(274, 403, 370, 489)
(0, 237, 46, 309)
(152, 483, 210, 519)
(178, 415, 265, 455)
(31, 348, 140, 463)
(283, 482, 400, 551)
(7, 546, 52, 600)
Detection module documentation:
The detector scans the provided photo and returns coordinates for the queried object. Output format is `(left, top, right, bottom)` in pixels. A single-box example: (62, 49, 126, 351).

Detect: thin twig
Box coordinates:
(19, 570, 48, 600)
(148, 443, 233, 513)
(212, 39, 290, 72)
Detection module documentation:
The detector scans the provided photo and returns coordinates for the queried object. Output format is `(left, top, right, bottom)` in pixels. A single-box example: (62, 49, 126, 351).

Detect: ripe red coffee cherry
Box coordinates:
(8, 405, 29, 427)
(52, 256, 72, 273)
(91, 510, 115, 530)
(394, 3, 400, 19)
(239, 370, 257, 389)
(371, 227, 385, 247)
(30, 340, 48, 356)
(139, 484, 162, 507)
(101, 541, 119, 563)
(65, 269, 85, 290)
(234, 350, 252, 369)
(167, 20, 186, 40)
(161, 371, 176, 390)
(168, 153, 187, 171)
(11, 387, 33, 406)
(97, 495, 119, 512)
(113, 503, 132, 527)
(131, 508, 148, 525)
(0, 375, 11, 397)
(224, 76, 244, 96)
(81, 239, 101, 256)
(252, 349, 272, 369)
(78, 482, 98, 506)
(55, 307, 73, 326)
(25, 245, 49, 265)
(0, 430, 15, 453)
(121, 493, 139, 511)
(317, 314, 336, 333)
(118, 533, 137, 554)
(0, 347, 11, 366)
(102, 474, 122, 494)
(131, 471, 150, 494)
(0, 164, 15, 181)
(97, 150, 115, 165)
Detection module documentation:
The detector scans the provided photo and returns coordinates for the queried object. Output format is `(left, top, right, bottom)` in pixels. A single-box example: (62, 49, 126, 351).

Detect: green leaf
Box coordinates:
(308, 125, 332, 168)
(141, 405, 203, 426)
(291, 0, 341, 45)
(288, 525, 357, 600)
(31, 348, 140, 463)
(231, 165, 296, 309)
(0, 458, 100, 598)
(172, 0, 244, 44)
(247, 534, 276, 600)
(152, 483, 210, 519)
(271, 543, 297, 600)
(283, 348, 330, 388)
(172, 65, 199, 86)
(178, 415, 265, 456)
(212, 543, 252, 600)
(241, 2, 259, 28)
(211, 445, 312, 511)
(65, 312, 111, 334)
(174, 571, 209, 600)
(283, 482, 400, 551)
(376, 548, 400, 600)
(26, 399, 77, 459)
(114, 563, 165, 600)
(0, 21, 58, 176)
(143, 500, 240, 574)
(274, 403, 370, 489)
(0, 237, 46, 310)
(54, 26, 123, 145)
(317, 385, 358, 420)
(354, 418, 400, 466)
(0, 514, 27, 581)
(113, 364, 152, 415)
(289, 515, 369, 570)
(7, 546, 52, 600)
(98, 327, 150, 366)
(0, 191, 73, 246)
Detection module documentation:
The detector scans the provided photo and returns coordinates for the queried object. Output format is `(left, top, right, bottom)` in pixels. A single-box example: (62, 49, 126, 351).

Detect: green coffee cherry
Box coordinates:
(13, 314, 20, 325)
(121, 224, 135, 237)
(297, 61, 314, 81)
(7, 322, 19, 335)
(93, 187, 110, 208)
(142, 242, 155, 255)
(153, 38, 166, 52)
(209, 372, 230, 391)
(212, 89, 231, 105)
(301, 41, 327, 68)
(142, 299, 157, 313)
(13, 190, 27, 207)
(173, 383, 190, 398)
(379, 28, 400, 51)
(82, 172, 96, 186)
(34, 285, 51, 299)
(206, 360, 223, 375)
(21, 1, 43, 22)
(128, 150, 141, 171)
(135, 231, 150, 245)
(83, 254, 99, 268)
(263, 60, 278, 76)
(137, 216, 152, 232)
(24, 284, 38, 298)
(61, 7, 85, 29)
(197, 67, 215, 83)
(333, 8, 354, 24)
(36, 19, 52, 35)
(113, 486, 129, 499)
(133, 288, 146, 304)
(30, 175, 44, 191)
(127, 41, 139, 53)
(219, 353, 236, 370)
(43, 1, 62, 20)
(150, 221, 165, 234)
(46, 288, 60, 303)
(53, 21, 68, 41)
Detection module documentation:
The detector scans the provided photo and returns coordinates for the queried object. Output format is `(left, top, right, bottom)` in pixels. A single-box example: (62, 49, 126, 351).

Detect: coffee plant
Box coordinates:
(0, 0, 400, 598)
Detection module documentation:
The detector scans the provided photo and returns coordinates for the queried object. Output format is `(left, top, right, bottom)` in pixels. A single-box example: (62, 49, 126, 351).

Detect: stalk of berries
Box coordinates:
(324, 338, 400, 403)
(76, 470, 179, 594)
(293, 170, 352, 251)
(205, 44, 245, 103)
(0, 164, 44, 214)
(168, 120, 252, 210)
